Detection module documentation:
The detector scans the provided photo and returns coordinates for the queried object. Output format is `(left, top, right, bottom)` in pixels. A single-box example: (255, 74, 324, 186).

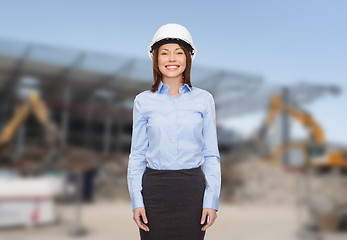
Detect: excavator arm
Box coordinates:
(258, 93, 347, 168)
(255, 93, 325, 165)
(0, 102, 31, 149)
(28, 93, 59, 147)
(265, 94, 325, 145)
(0, 92, 60, 167)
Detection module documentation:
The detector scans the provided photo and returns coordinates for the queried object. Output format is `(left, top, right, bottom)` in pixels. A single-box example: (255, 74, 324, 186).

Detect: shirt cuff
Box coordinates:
(203, 194, 219, 212)
(131, 192, 144, 211)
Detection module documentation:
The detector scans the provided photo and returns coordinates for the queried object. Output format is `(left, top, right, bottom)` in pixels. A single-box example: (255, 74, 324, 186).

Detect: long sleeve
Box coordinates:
(127, 95, 148, 211)
(202, 93, 221, 211)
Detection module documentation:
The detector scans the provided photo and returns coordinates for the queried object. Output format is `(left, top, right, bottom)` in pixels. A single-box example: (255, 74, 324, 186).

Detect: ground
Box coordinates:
(1, 200, 346, 240)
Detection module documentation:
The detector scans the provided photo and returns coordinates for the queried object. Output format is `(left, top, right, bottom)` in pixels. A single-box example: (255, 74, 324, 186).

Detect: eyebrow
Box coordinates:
(160, 48, 182, 51)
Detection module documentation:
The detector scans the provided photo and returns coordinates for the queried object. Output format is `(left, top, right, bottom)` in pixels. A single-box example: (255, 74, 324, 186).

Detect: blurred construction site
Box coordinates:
(0, 36, 346, 240)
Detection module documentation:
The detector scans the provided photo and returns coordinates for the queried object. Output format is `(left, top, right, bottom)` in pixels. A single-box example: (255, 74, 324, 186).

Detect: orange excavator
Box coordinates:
(0, 92, 60, 168)
(255, 93, 347, 169)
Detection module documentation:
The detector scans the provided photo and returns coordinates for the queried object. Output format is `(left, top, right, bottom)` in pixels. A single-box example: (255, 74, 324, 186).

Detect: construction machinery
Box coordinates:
(253, 93, 347, 237)
(0, 91, 61, 169)
(0, 91, 65, 228)
(255, 93, 347, 169)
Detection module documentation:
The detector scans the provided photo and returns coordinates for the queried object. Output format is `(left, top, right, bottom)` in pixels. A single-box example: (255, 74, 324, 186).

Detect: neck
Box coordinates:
(162, 76, 184, 93)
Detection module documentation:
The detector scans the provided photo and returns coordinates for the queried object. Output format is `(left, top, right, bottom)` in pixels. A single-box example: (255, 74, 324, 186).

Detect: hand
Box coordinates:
(200, 208, 217, 231)
(133, 207, 150, 232)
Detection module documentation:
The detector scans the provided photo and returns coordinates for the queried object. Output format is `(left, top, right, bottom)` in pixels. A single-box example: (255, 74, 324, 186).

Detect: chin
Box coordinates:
(166, 75, 183, 79)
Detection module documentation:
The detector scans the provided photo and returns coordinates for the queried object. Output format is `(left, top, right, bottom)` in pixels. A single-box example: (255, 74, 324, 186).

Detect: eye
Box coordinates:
(161, 52, 167, 55)
(177, 52, 184, 55)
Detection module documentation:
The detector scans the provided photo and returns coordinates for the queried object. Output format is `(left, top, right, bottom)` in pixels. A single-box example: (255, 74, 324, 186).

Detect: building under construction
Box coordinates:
(0, 38, 265, 159)
(1, 36, 345, 175)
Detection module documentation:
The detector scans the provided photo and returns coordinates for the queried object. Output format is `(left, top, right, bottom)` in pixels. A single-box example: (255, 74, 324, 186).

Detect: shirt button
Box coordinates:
(173, 122, 177, 125)
(172, 139, 176, 143)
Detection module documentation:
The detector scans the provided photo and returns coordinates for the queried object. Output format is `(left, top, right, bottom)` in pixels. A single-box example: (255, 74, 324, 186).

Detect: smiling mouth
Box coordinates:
(165, 65, 179, 70)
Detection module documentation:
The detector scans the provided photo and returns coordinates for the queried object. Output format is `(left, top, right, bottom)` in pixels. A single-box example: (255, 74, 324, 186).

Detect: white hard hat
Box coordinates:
(148, 23, 197, 61)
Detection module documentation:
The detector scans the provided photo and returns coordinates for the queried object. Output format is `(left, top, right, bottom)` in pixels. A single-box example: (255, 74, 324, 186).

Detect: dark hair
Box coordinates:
(150, 44, 192, 93)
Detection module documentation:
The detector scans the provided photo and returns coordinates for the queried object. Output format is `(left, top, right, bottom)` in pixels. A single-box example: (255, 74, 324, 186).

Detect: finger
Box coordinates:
(200, 210, 207, 225)
(140, 213, 150, 232)
(135, 217, 150, 232)
(209, 216, 216, 227)
(201, 216, 210, 231)
(141, 212, 148, 224)
(202, 212, 218, 231)
(134, 213, 150, 232)
(202, 213, 217, 231)
(138, 222, 150, 232)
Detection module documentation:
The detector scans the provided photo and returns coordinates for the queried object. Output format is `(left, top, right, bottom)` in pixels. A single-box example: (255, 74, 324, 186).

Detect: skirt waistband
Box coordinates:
(145, 165, 202, 173)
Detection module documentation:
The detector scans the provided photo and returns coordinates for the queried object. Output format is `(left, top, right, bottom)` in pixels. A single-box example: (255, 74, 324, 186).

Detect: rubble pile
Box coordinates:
(94, 154, 129, 200)
(308, 170, 347, 212)
(221, 158, 347, 206)
(221, 158, 299, 204)
(6, 145, 347, 206)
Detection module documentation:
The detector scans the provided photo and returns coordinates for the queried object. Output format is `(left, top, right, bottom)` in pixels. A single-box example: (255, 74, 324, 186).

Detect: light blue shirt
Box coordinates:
(127, 81, 221, 212)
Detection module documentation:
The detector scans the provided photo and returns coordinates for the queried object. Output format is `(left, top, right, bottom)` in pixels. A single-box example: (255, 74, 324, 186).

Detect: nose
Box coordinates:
(168, 53, 176, 61)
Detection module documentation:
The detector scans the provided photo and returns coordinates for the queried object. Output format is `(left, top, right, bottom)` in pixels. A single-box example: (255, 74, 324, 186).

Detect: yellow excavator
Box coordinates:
(255, 94, 347, 236)
(0, 92, 60, 167)
(255, 93, 347, 169)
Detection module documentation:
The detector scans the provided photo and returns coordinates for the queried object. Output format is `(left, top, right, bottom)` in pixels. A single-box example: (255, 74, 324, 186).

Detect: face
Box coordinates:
(158, 43, 186, 80)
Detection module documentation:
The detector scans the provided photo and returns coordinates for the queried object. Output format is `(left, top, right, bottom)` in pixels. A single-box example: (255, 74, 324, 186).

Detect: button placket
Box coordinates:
(172, 100, 178, 160)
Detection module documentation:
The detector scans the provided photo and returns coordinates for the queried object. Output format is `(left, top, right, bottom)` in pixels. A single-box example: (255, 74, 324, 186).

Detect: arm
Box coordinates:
(127, 95, 148, 211)
(201, 93, 221, 212)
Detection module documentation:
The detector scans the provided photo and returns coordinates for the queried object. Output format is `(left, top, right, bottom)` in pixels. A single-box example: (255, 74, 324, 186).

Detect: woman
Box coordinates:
(127, 23, 221, 240)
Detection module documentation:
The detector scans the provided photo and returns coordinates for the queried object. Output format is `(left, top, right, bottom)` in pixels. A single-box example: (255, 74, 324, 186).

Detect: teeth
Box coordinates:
(166, 66, 178, 69)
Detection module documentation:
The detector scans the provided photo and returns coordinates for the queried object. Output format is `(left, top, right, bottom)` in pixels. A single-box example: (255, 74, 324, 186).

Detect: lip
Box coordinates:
(165, 65, 180, 71)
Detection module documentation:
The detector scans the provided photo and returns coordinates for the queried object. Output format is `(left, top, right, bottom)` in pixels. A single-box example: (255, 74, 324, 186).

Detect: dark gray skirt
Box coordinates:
(139, 165, 207, 240)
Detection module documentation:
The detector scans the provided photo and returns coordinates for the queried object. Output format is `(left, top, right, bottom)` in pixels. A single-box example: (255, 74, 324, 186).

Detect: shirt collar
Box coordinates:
(157, 81, 192, 93)
(157, 81, 166, 93)
(183, 83, 192, 92)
